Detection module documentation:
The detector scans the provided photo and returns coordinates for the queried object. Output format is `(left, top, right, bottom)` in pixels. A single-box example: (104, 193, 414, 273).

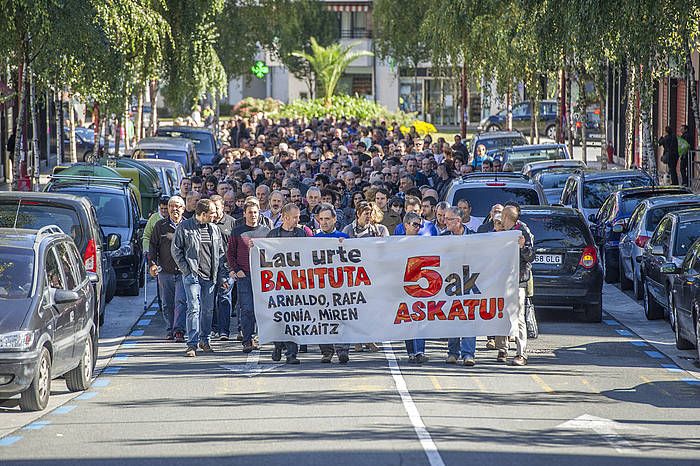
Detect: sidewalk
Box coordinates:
(0, 154, 58, 191)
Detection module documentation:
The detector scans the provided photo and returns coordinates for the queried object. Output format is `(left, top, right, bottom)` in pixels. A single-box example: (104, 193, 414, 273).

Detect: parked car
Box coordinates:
(638, 209, 700, 321)
(522, 159, 587, 179)
(0, 192, 120, 326)
(443, 172, 546, 219)
(138, 158, 186, 197)
(620, 195, 700, 299)
(574, 104, 603, 145)
(478, 100, 558, 139)
(0, 226, 97, 411)
(559, 169, 655, 224)
(131, 137, 200, 175)
(520, 206, 603, 322)
(469, 131, 528, 162)
(664, 237, 700, 353)
(497, 143, 571, 172)
(156, 126, 218, 166)
(45, 176, 146, 296)
(591, 186, 692, 284)
(532, 168, 582, 204)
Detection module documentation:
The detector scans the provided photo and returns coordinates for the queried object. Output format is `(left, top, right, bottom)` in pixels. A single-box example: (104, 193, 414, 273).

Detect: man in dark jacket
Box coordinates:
(266, 203, 312, 364)
(494, 205, 534, 366)
(659, 125, 680, 185)
(210, 195, 236, 340)
(171, 198, 227, 357)
(149, 195, 187, 342)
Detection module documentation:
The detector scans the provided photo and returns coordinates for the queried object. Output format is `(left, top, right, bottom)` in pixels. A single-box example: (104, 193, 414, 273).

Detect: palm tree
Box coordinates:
(292, 37, 373, 106)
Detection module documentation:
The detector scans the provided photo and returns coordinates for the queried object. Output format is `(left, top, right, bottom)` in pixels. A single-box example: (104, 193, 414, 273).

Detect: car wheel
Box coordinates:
(105, 266, 117, 304)
(672, 300, 693, 350)
(694, 303, 700, 359)
(545, 125, 556, 140)
(603, 248, 618, 284)
(19, 347, 51, 412)
(619, 256, 633, 290)
(486, 124, 500, 132)
(65, 332, 95, 391)
(123, 280, 140, 297)
(583, 302, 602, 323)
(643, 281, 664, 320)
(633, 263, 644, 300)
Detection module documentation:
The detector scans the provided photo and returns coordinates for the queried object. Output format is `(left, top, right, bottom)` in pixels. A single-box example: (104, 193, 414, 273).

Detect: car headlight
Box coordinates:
(0, 331, 37, 350)
(111, 243, 133, 257)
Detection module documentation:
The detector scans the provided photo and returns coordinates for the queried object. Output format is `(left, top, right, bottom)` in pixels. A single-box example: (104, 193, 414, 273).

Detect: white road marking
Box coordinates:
(220, 351, 283, 377)
(558, 414, 646, 453)
(384, 343, 446, 466)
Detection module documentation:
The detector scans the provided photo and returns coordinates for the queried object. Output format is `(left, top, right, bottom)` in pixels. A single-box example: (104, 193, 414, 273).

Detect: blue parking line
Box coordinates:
(682, 378, 700, 386)
(103, 366, 122, 374)
(144, 310, 157, 316)
(113, 354, 130, 362)
(130, 330, 145, 337)
(0, 436, 22, 446)
(137, 319, 151, 326)
(123, 340, 139, 345)
(630, 341, 649, 347)
(644, 350, 665, 359)
(92, 379, 111, 388)
(76, 391, 98, 400)
(661, 364, 682, 373)
(52, 405, 77, 414)
(603, 319, 617, 326)
(615, 329, 633, 336)
(24, 420, 50, 430)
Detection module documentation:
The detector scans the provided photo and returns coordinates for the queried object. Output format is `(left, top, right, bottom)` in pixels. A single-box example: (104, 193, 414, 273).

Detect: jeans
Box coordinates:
(158, 272, 186, 334)
(495, 287, 527, 357)
(212, 276, 233, 336)
(448, 337, 476, 359)
(183, 274, 216, 347)
(405, 339, 425, 356)
(237, 276, 256, 344)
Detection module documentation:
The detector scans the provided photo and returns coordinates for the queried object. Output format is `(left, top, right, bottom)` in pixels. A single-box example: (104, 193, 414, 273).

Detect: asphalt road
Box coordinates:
(0, 277, 699, 465)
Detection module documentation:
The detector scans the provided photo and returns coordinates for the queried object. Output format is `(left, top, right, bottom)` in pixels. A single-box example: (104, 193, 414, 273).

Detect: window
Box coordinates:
(693, 245, 700, 274)
(58, 190, 128, 227)
(56, 242, 79, 290)
(628, 204, 645, 232)
(0, 201, 84, 248)
(46, 248, 65, 290)
(582, 177, 651, 209)
(0, 246, 34, 299)
(521, 214, 589, 248)
(673, 222, 700, 257)
(512, 103, 530, 118)
(651, 217, 672, 252)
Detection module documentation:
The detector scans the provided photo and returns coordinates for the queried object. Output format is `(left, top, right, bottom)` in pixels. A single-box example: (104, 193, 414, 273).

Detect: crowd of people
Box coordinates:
(143, 115, 534, 367)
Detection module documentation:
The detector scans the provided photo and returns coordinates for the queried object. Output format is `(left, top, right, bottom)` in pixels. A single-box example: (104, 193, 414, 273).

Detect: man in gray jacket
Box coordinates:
(171, 198, 228, 357)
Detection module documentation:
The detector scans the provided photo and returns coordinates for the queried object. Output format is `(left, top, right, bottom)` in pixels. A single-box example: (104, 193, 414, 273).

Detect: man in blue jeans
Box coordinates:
(441, 206, 477, 366)
(148, 196, 187, 342)
(171, 198, 228, 358)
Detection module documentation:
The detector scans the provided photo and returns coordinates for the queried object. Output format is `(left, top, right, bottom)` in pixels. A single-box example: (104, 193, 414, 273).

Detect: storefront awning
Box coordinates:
(324, 2, 370, 12)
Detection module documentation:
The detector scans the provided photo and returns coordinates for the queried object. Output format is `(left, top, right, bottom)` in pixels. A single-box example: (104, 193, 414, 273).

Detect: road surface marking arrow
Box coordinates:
(220, 351, 283, 377)
(557, 414, 646, 453)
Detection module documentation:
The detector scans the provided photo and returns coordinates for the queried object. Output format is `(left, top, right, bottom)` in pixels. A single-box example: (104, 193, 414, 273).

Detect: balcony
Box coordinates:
(340, 28, 372, 39)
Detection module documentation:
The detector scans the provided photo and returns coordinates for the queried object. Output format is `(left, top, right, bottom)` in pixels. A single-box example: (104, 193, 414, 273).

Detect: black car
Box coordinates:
(0, 192, 120, 326)
(157, 126, 218, 166)
(638, 209, 700, 321)
(591, 186, 691, 284)
(46, 176, 146, 296)
(520, 206, 603, 322)
(469, 131, 528, 162)
(0, 226, 97, 411)
(664, 237, 700, 354)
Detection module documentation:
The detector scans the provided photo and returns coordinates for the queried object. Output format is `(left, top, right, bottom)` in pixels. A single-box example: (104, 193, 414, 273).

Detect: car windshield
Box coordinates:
(620, 193, 671, 217)
(453, 187, 541, 217)
(0, 247, 34, 299)
(135, 149, 187, 165)
(0, 201, 84, 247)
(646, 205, 700, 231)
(520, 214, 589, 248)
(537, 172, 572, 189)
(159, 130, 213, 154)
(506, 148, 568, 170)
(58, 190, 128, 227)
(476, 137, 527, 153)
(674, 221, 700, 257)
(582, 177, 650, 209)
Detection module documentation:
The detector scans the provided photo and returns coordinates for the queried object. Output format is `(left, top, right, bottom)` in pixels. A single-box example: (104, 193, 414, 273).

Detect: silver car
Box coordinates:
(619, 194, 700, 299)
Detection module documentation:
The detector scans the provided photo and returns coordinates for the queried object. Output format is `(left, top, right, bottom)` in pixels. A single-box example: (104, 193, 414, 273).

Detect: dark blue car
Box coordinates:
(591, 185, 691, 283)
(157, 126, 218, 166)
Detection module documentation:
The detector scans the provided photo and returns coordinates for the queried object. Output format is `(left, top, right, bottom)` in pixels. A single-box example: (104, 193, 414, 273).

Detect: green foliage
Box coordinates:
(276, 95, 413, 125)
(292, 37, 373, 106)
(232, 97, 283, 118)
(372, 0, 430, 70)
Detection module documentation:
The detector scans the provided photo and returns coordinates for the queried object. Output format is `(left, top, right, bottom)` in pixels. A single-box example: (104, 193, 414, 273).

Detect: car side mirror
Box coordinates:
(54, 289, 80, 304)
(106, 233, 121, 251)
(660, 263, 680, 274)
(87, 271, 99, 284)
(651, 245, 665, 256)
(612, 224, 625, 233)
(588, 214, 597, 222)
(139, 218, 148, 229)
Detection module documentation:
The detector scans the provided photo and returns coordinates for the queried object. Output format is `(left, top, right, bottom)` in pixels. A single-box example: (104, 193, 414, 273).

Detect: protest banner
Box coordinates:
(250, 230, 521, 344)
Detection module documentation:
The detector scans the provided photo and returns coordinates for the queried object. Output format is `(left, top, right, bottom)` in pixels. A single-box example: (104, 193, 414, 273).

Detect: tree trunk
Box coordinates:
(55, 87, 63, 165)
(687, 49, 700, 187)
(557, 67, 565, 143)
(92, 102, 100, 159)
(12, 61, 27, 188)
(624, 65, 637, 169)
(599, 62, 608, 170)
(580, 77, 588, 164)
(29, 65, 40, 190)
(136, 87, 144, 142)
(566, 69, 574, 158)
(639, 63, 657, 181)
(529, 96, 536, 144)
(460, 63, 467, 139)
(114, 114, 122, 158)
(68, 95, 76, 163)
(506, 83, 513, 131)
(149, 79, 158, 136)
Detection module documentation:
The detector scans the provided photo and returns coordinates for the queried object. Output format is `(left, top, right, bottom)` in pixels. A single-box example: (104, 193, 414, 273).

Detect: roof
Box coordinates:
(49, 182, 127, 195)
(474, 131, 525, 139)
(0, 191, 89, 206)
(520, 205, 582, 217)
(133, 137, 193, 150)
(616, 185, 691, 199)
(574, 169, 653, 181)
(0, 227, 66, 249)
(158, 126, 214, 136)
(669, 208, 700, 222)
(526, 160, 585, 170)
(643, 194, 700, 207)
(506, 143, 566, 152)
(138, 158, 185, 169)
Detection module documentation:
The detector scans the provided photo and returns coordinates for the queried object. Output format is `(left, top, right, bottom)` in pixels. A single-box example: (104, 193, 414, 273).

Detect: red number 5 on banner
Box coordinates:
(403, 256, 443, 298)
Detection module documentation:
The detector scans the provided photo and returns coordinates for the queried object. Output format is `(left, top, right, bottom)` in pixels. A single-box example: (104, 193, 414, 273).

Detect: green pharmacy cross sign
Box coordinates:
(251, 61, 269, 79)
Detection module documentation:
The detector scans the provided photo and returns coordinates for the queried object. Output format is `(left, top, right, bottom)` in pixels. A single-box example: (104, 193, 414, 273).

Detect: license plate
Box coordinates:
(588, 133, 602, 138)
(535, 254, 562, 264)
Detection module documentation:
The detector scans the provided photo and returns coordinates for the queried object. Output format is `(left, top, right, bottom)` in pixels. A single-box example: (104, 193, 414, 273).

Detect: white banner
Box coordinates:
(250, 231, 522, 344)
